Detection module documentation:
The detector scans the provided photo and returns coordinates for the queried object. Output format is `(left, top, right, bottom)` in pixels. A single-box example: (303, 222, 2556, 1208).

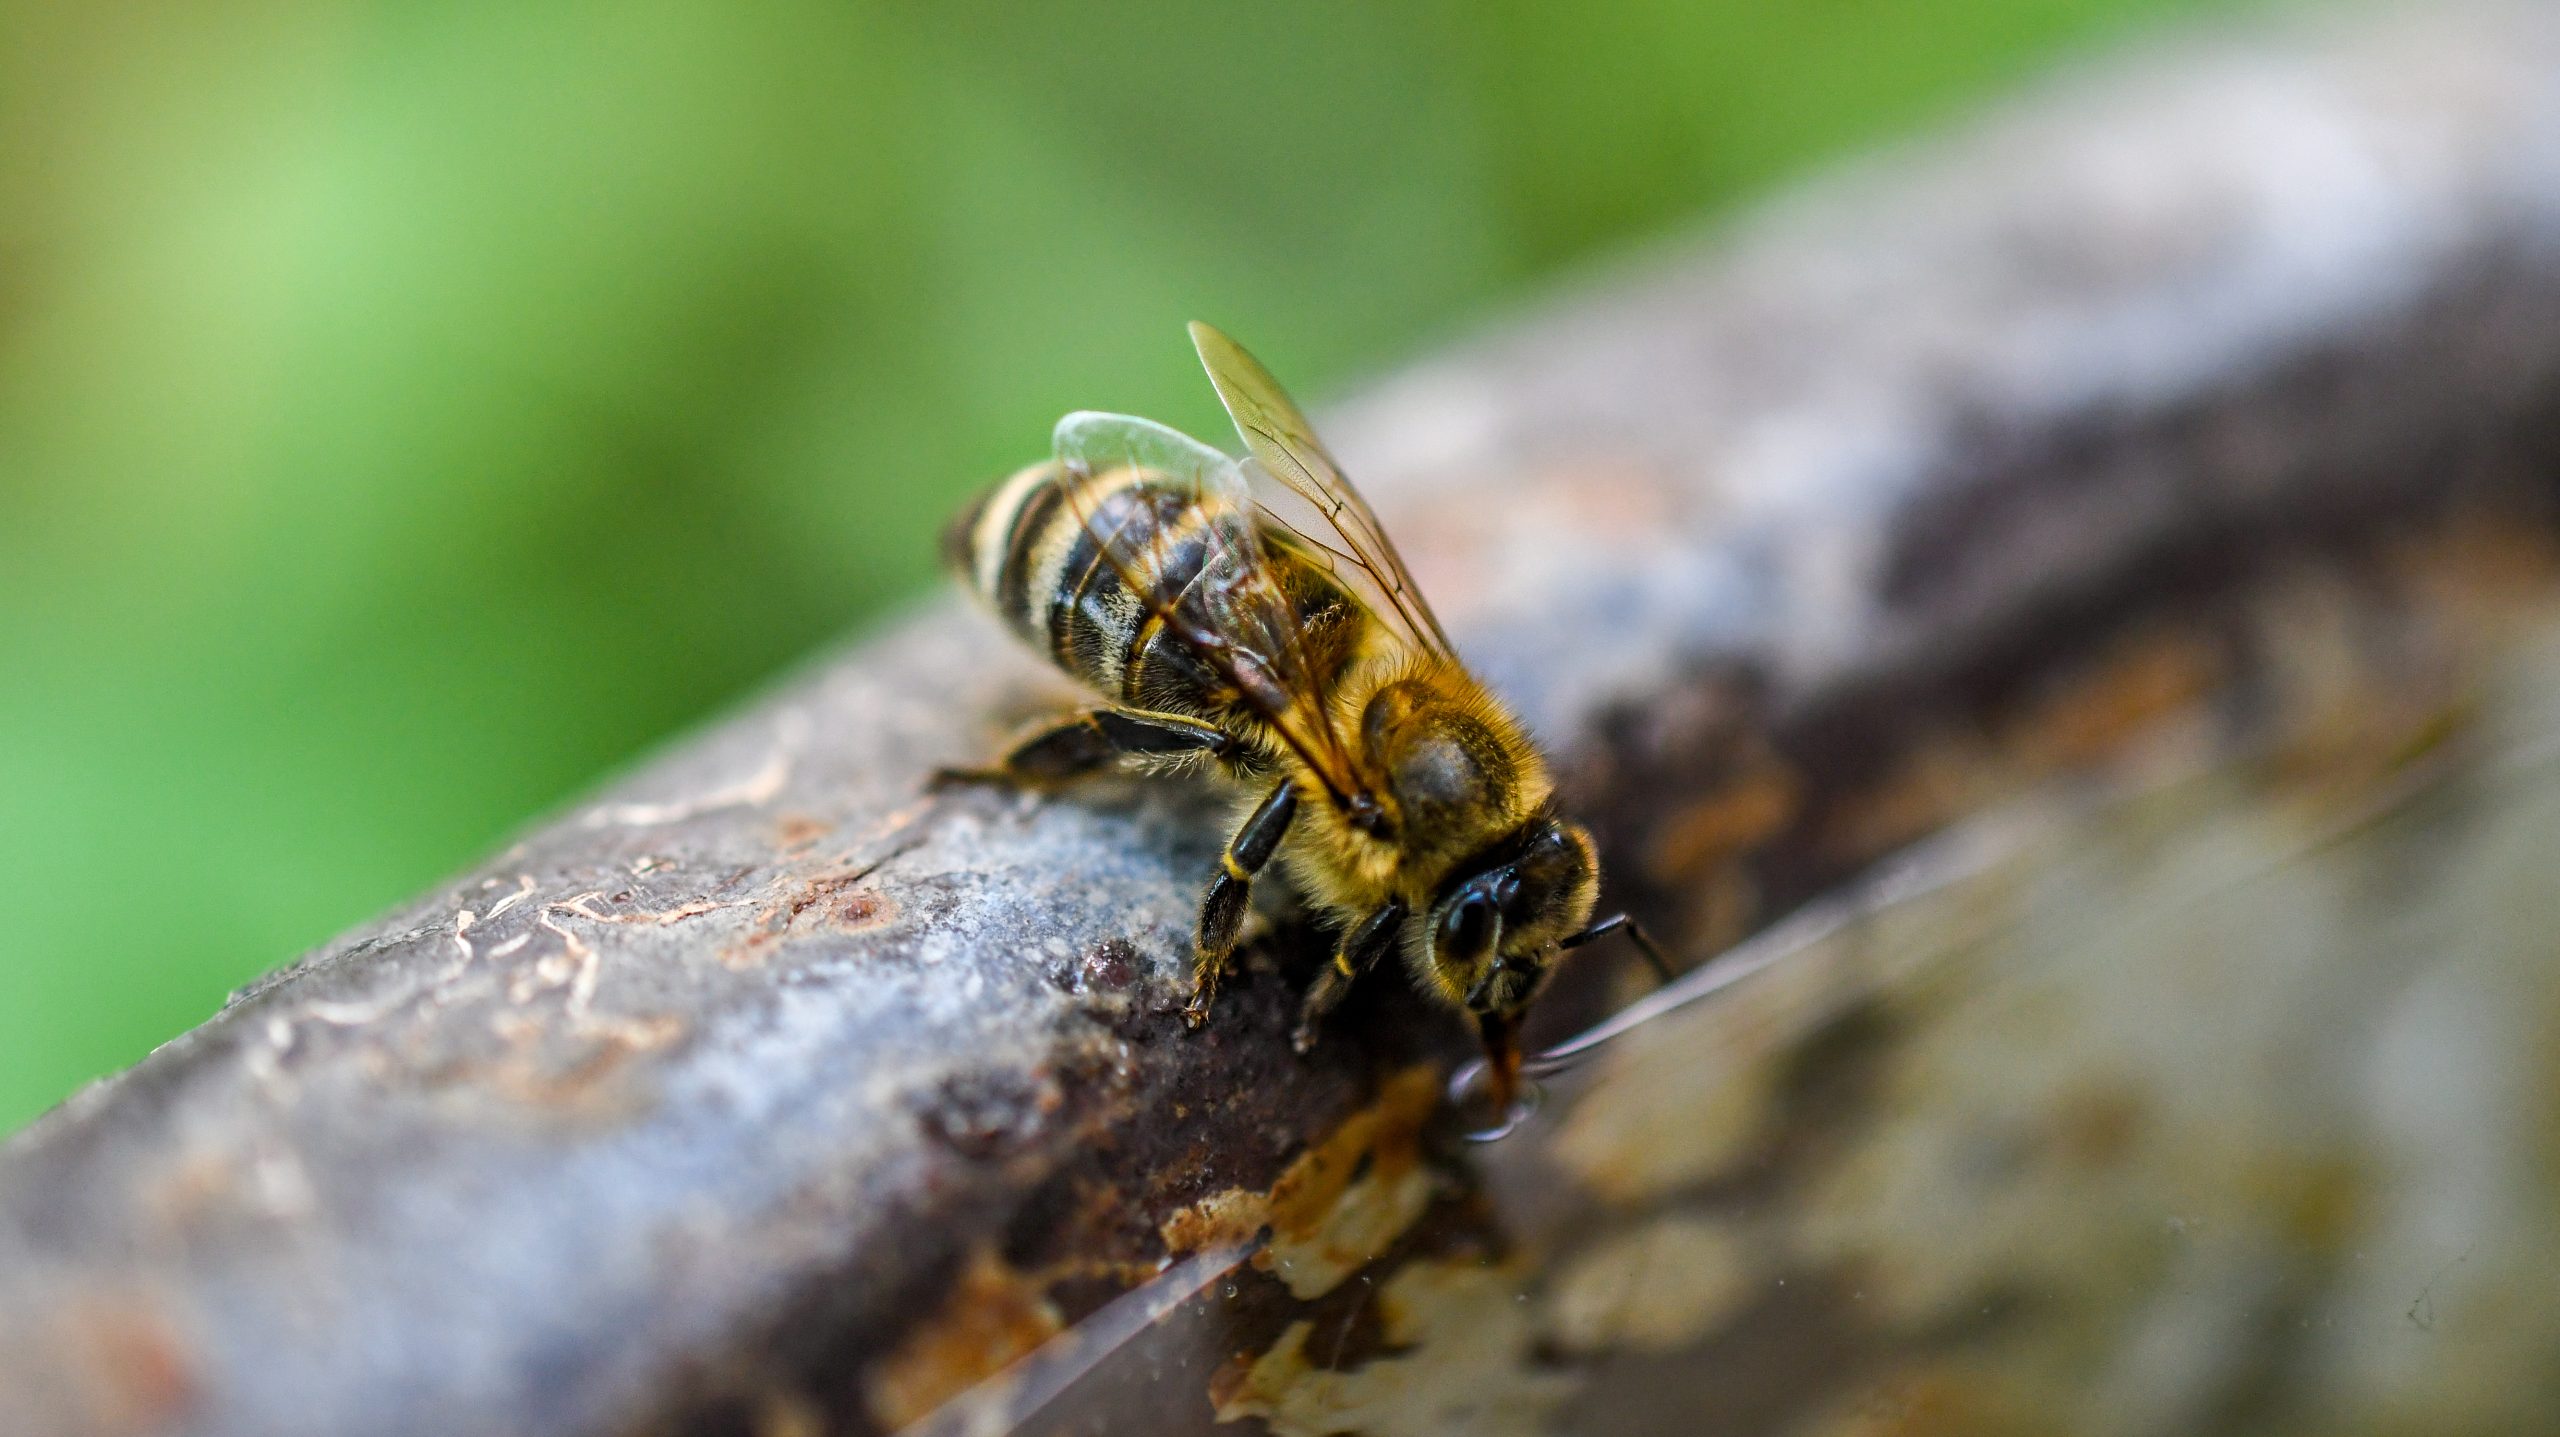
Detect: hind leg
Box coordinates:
(933, 707, 1234, 787)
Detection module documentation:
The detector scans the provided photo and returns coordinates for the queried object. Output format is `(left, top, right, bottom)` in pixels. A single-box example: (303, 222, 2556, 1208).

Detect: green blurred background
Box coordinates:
(0, 0, 2265, 1134)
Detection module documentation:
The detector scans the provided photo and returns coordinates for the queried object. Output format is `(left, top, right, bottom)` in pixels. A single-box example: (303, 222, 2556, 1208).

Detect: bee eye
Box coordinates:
(1439, 895, 1496, 959)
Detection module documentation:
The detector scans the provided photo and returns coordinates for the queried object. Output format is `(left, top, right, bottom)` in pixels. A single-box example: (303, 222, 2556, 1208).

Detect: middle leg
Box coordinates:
(1185, 780, 1299, 1026)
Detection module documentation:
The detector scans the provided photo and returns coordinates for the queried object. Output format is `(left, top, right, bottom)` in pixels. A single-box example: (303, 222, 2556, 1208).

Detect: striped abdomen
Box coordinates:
(947, 462, 1356, 726)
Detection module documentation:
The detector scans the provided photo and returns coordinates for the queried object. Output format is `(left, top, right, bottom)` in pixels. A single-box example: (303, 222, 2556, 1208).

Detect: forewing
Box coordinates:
(1188, 321, 1456, 659)
(1051, 410, 1369, 810)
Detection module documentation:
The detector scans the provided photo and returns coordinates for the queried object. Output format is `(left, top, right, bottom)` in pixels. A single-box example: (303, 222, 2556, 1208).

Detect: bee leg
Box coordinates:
(930, 713, 1115, 788)
(1291, 898, 1408, 1053)
(1090, 707, 1238, 762)
(933, 707, 1232, 788)
(1186, 781, 1299, 1026)
(1561, 912, 1676, 986)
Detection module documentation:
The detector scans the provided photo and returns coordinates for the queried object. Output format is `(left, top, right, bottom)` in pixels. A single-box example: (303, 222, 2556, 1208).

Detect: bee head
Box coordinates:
(1427, 813, 1600, 1024)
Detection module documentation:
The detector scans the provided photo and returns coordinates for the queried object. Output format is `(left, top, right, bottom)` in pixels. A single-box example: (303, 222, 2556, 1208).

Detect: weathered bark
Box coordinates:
(12, 3, 2560, 1434)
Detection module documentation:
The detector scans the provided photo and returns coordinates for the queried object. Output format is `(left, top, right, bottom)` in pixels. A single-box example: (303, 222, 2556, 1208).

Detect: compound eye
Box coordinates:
(1439, 894, 1497, 961)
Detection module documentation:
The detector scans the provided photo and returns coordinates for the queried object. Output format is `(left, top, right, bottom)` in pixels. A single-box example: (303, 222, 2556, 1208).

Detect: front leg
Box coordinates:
(1185, 781, 1299, 1026)
(1291, 898, 1408, 1053)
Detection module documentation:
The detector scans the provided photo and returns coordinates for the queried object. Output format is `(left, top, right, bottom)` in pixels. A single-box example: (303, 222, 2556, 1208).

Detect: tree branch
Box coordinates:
(10, 4, 2560, 1434)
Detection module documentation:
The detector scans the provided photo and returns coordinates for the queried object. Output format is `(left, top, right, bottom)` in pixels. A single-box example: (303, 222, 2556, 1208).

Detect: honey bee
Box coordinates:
(943, 322, 1665, 1106)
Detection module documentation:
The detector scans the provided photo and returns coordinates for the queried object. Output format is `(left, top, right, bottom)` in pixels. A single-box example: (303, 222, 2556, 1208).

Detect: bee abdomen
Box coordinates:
(951, 463, 1228, 709)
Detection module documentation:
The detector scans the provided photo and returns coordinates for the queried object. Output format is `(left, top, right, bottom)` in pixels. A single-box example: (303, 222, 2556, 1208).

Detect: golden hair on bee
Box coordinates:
(941, 321, 1668, 1111)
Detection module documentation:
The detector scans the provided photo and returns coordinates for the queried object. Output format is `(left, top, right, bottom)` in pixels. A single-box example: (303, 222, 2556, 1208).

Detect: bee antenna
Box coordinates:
(1561, 913, 1675, 987)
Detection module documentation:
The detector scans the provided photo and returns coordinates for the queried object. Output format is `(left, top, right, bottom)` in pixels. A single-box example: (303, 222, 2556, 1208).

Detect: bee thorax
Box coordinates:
(1358, 675, 1539, 859)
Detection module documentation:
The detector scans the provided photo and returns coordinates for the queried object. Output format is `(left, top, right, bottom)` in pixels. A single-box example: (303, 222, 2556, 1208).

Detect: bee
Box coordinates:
(942, 322, 1665, 1107)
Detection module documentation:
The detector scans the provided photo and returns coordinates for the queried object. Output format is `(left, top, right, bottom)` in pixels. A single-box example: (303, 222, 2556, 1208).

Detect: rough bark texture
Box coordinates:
(12, 3, 2560, 1434)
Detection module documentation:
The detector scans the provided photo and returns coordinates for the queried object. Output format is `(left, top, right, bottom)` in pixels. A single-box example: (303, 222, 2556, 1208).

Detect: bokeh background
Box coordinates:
(0, 0, 2264, 1134)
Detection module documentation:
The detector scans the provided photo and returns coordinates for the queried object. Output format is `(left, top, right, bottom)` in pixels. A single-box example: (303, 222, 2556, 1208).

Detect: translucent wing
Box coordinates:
(1051, 410, 1373, 814)
(1188, 321, 1457, 660)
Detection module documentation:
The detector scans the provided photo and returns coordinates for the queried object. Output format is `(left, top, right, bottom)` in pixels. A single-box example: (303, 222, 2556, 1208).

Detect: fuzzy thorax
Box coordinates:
(1271, 654, 1595, 1010)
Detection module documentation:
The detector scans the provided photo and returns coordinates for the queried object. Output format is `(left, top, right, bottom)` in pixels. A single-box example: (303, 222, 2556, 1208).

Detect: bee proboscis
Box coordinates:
(943, 322, 1665, 1106)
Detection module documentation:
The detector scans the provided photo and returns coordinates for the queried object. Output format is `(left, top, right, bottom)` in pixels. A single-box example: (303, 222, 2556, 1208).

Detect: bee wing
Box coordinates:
(1052, 410, 1375, 814)
(1188, 320, 1457, 661)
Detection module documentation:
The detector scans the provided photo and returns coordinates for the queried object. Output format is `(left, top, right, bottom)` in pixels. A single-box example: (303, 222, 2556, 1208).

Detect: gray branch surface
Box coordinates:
(12, 3, 2560, 1434)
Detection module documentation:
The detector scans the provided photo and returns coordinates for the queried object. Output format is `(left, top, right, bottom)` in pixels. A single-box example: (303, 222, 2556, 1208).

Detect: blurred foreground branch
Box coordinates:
(13, 4, 2560, 1434)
